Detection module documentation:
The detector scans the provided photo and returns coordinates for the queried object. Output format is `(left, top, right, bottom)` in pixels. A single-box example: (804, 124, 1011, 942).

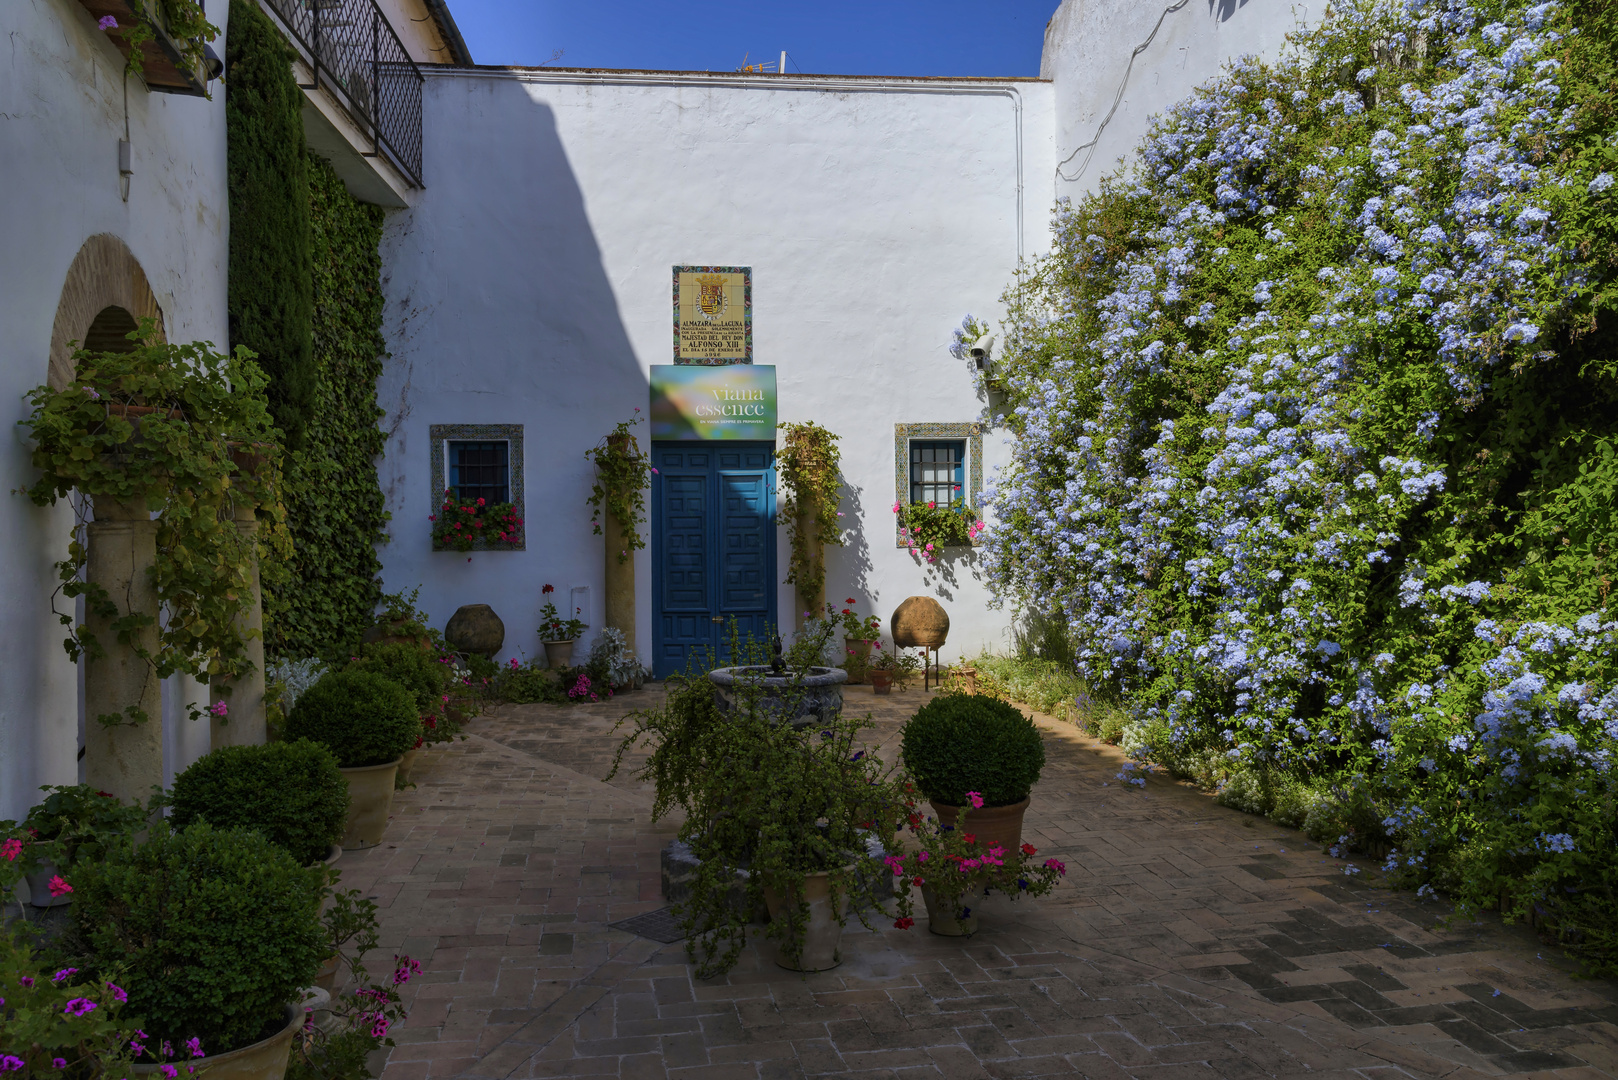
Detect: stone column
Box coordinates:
(604, 511, 636, 654)
(211, 500, 265, 749)
(83, 493, 163, 803)
(794, 511, 825, 625)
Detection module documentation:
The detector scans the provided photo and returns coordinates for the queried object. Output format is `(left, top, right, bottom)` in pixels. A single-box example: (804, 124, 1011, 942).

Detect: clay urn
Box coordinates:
(890, 596, 949, 649)
(445, 604, 505, 657)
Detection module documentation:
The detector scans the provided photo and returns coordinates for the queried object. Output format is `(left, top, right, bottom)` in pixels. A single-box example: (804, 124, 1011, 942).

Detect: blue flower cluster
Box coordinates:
(980, 0, 1618, 922)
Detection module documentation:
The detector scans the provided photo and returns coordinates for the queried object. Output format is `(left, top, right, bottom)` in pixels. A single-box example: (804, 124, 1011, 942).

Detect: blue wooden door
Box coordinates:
(651, 442, 776, 678)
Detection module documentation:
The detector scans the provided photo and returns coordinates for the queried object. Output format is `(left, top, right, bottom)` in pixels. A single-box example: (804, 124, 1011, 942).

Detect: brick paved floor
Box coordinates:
(333, 683, 1618, 1079)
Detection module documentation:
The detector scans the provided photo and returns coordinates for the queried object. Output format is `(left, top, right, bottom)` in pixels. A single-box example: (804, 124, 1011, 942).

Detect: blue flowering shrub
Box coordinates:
(980, 0, 1618, 965)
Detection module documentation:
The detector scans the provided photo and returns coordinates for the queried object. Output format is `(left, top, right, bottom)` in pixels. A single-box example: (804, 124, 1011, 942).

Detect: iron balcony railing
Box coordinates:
(261, 0, 424, 187)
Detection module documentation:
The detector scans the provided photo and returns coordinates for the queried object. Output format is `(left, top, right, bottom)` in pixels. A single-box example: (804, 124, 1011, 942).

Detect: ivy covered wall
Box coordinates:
(226, 0, 388, 660)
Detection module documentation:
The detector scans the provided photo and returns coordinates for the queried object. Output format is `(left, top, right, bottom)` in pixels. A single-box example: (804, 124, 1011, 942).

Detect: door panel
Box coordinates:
(652, 441, 777, 679)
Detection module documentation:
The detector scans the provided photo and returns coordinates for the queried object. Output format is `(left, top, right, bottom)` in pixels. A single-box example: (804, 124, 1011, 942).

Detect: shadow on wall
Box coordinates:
(1210, 0, 1253, 22)
(825, 477, 875, 610)
(378, 90, 648, 657)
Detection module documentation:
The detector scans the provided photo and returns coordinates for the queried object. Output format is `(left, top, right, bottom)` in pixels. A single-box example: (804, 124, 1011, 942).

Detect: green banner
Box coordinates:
(650, 365, 777, 440)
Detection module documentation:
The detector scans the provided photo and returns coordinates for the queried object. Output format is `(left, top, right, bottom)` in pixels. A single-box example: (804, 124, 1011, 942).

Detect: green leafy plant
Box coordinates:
(538, 584, 587, 641)
(496, 657, 565, 704)
(896, 500, 981, 563)
(20, 322, 290, 727)
(286, 670, 420, 768)
(900, 694, 1046, 808)
(20, 786, 150, 876)
(608, 629, 905, 977)
(585, 415, 651, 564)
(0, 930, 144, 1079)
(430, 491, 521, 553)
(167, 741, 348, 865)
(776, 421, 844, 604)
(287, 889, 419, 1080)
(67, 820, 325, 1053)
(870, 644, 924, 691)
(112, 0, 221, 89)
(348, 642, 452, 716)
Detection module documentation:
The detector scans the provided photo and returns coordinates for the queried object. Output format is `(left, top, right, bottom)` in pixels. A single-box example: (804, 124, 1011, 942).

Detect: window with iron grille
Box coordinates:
(448, 441, 509, 505)
(910, 440, 966, 506)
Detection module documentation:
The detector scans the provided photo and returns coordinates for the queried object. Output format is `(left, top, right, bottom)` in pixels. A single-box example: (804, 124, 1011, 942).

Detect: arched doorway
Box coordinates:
(48, 233, 165, 388)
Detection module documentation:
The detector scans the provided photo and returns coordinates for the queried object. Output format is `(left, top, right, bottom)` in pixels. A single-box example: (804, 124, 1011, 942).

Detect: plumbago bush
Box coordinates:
(981, 0, 1618, 962)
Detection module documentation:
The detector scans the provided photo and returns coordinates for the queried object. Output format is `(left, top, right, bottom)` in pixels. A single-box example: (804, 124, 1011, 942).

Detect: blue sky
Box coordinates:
(446, 0, 1062, 76)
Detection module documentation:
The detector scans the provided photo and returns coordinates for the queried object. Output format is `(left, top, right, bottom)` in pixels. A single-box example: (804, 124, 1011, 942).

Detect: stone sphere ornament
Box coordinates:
(890, 596, 949, 648)
(445, 604, 505, 657)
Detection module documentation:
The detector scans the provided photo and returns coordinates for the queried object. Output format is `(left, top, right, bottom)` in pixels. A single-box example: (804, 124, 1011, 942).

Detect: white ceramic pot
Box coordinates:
(26, 859, 70, 908)
(922, 884, 987, 937)
(542, 639, 575, 669)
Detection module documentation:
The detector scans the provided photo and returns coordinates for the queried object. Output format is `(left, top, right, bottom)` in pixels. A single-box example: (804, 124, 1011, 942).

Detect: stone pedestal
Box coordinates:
(604, 511, 636, 653)
(212, 503, 265, 749)
(83, 493, 163, 803)
(794, 512, 825, 622)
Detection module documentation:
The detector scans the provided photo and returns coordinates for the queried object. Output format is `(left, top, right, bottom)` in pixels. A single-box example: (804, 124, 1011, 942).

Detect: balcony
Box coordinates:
(258, 0, 424, 206)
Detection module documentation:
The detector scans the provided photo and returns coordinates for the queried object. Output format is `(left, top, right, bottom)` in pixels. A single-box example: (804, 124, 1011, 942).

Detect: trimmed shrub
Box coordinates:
(348, 641, 451, 715)
(169, 740, 348, 864)
(71, 821, 325, 1053)
(900, 693, 1046, 808)
(286, 669, 418, 767)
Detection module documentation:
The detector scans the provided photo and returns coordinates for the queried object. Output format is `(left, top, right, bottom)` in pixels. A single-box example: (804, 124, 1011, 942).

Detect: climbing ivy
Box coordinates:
(585, 416, 650, 564)
(226, 0, 388, 661)
(775, 421, 844, 605)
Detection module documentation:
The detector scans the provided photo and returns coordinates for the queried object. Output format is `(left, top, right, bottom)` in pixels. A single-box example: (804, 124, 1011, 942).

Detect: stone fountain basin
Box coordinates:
(708, 665, 847, 730)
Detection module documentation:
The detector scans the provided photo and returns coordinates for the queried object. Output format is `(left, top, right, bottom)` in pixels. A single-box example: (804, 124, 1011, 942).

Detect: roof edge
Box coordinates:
(429, 64, 1049, 82)
(422, 0, 473, 66)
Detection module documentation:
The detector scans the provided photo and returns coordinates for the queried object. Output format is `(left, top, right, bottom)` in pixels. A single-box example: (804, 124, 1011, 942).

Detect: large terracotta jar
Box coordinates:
(928, 797, 1031, 857)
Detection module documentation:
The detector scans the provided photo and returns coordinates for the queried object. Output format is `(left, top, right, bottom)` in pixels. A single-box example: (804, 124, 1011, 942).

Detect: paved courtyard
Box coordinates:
(334, 683, 1618, 1079)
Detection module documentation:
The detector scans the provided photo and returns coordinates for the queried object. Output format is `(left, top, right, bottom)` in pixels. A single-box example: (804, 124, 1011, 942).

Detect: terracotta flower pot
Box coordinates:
(132, 1003, 300, 1080)
(338, 757, 401, 850)
(929, 797, 1031, 857)
(313, 953, 340, 991)
(399, 747, 422, 785)
(543, 639, 575, 669)
(762, 868, 852, 972)
(922, 883, 986, 937)
(843, 639, 876, 684)
(870, 670, 894, 695)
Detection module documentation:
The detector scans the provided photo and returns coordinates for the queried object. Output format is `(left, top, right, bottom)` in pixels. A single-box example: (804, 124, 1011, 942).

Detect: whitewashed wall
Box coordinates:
(1042, 0, 1316, 200)
(376, 70, 1054, 671)
(0, 0, 228, 818)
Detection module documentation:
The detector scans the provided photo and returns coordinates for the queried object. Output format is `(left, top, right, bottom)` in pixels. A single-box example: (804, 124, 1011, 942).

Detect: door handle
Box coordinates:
(711, 616, 724, 622)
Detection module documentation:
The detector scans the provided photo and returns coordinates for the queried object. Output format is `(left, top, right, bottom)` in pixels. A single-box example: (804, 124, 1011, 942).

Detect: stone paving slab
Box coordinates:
(330, 683, 1618, 1079)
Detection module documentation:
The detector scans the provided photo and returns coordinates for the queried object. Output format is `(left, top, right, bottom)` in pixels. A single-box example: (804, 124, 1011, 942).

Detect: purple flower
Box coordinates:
(107, 982, 128, 1003)
(184, 1038, 203, 1059)
(63, 997, 97, 1017)
(98, 15, 118, 29)
(53, 1059, 67, 1070)
(1, 1056, 24, 1072)
(52, 968, 78, 983)
(160, 1066, 177, 1079)
(18, 977, 32, 988)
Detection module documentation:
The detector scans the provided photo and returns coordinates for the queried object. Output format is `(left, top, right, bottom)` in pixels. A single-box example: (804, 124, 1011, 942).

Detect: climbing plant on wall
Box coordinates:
(980, 0, 1618, 966)
(227, 0, 388, 661)
(776, 421, 844, 606)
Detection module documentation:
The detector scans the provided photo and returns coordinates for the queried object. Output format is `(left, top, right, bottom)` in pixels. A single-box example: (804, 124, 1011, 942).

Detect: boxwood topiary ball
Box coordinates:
(347, 640, 451, 716)
(169, 740, 348, 865)
(71, 820, 325, 1054)
(286, 669, 420, 768)
(900, 693, 1046, 807)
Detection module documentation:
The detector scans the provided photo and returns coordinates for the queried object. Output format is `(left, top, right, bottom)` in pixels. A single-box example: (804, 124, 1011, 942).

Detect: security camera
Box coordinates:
(967, 335, 996, 372)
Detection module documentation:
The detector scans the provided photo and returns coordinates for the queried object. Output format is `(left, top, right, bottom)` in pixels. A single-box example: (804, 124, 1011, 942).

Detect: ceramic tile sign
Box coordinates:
(650, 365, 776, 441)
(673, 265, 751, 364)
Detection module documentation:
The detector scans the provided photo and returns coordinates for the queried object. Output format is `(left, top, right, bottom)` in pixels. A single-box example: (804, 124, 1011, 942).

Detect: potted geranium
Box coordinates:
(868, 643, 923, 695)
(886, 787, 1066, 936)
(538, 584, 587, 669)
(285, 670, 420, 849)
(899, 693, 1047, 853)
(826, 599, 881, 684)
(17, 785, 148, 909)
(894, 500, 985, 564)
(348, 640, 459, 782)
(430, 489, 523, 552)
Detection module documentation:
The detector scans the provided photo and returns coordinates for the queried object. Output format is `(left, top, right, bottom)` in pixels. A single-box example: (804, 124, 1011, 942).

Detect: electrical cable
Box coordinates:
(1055, 0, 1191, 184)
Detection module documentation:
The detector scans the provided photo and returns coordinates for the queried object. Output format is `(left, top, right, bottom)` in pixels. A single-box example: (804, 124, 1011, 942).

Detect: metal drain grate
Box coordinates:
(609, 906, 686, 944)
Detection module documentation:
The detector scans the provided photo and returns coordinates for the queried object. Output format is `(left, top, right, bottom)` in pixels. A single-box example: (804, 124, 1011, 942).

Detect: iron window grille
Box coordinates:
(258, 0, 424, 187)
(910, 440, 967, 506)
(448, 441, 509, 505)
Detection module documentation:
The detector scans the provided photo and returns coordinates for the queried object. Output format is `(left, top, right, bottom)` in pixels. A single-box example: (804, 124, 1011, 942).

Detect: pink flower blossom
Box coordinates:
(209, 700, 228, 718)
(48, 876, 73, 897)
(0, 838, 21, 862)
(1043, 858, 1066, 876)
(62, 997, 97, 1017)
(966, 791, 984, 809)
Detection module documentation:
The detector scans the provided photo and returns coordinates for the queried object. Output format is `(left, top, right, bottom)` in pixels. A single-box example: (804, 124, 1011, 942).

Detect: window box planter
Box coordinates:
(430, 492, 524, 552)
(80, 0, 211, 96)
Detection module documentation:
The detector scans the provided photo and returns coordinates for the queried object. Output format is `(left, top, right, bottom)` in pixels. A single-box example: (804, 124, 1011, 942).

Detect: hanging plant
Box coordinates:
(776, 421, 844, 603)
(21, 318, 289, 727)
(585, 414, 650, 565)
(896, 500, 983, 564)
(98, 0, 220, 89)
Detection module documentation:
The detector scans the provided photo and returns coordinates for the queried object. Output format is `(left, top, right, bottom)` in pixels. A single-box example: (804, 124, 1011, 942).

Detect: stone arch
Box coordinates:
(48, 234, 166, 390)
